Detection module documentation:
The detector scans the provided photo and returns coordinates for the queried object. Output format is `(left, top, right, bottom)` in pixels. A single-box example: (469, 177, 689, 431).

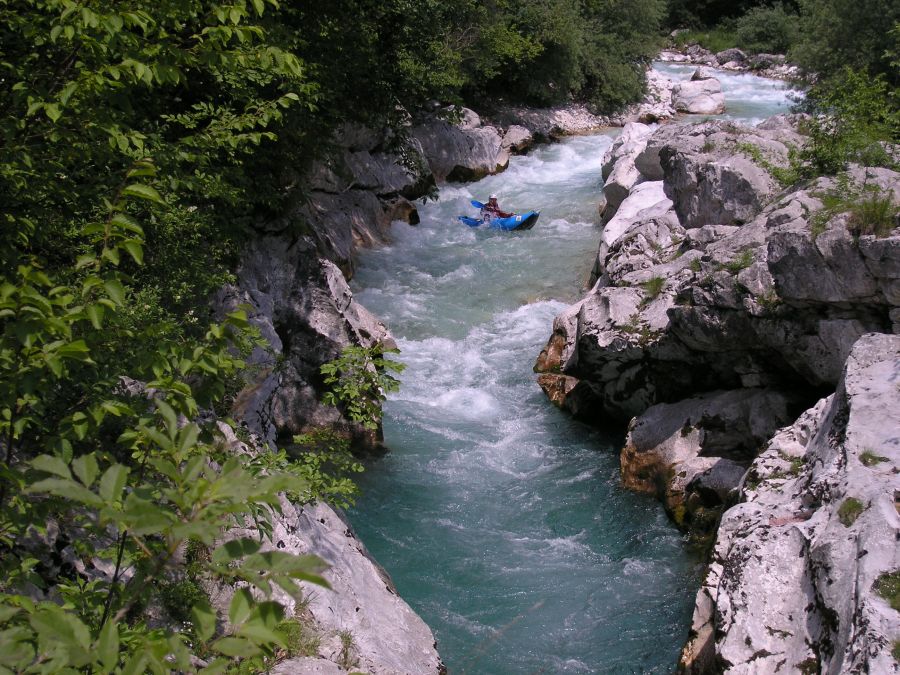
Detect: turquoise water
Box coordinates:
(347, 69, 797, 673)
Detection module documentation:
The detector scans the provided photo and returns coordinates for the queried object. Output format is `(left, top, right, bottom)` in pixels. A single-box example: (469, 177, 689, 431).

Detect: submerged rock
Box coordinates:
(680, 333, 900, 674)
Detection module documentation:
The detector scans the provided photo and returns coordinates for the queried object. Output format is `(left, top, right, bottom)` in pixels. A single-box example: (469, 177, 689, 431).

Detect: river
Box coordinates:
(347, 65, 798, 673)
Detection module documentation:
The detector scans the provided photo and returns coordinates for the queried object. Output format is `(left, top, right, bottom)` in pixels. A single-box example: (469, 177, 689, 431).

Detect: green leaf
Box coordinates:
(28, 478, 102, 507)
(228, 588, 253, 625)
(176, 423, 200, 453)
(30, 606, 91, 656)
(97, 620, 119, 671)
(103, 278, 126, 306)
(155, 399, 178, 436)
(212, 636, 260, 657)
(56, 339, 91, 361)
(110, 212, 144, 235)
(212, 538, 261, 565)
(191, 599, 216, 643)
(45, 103, 62, 122)
(99, 464, 129, 502)
(31, 454, 72, 479)
(86, 303, 105, 329)
(0, 606, 22, 622)
(72, 453, 99, 487)
(121, 183, 165, 205)
(123, 240, 144, 265)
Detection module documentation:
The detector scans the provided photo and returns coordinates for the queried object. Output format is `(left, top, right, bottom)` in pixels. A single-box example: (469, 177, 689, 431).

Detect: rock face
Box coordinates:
(537, 120, 898, 423)
(218, 238, 394, 449)
(412, 107, 510, 182)
(671, 77, 726, 114)
(536, 115, 900, 542)
(215, 427, 444, 675)
(680, 334, 900, 674)
(621, 388, 800, 534)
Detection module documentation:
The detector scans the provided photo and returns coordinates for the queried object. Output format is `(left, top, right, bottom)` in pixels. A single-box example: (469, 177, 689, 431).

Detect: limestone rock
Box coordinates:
(749, 53, 786, 70)
(672, 78, 726, 115)
(536, 115, 899, 425)
(658, 119, 804, 228)
(214, 431, 444, 675)
(600, 122, 654, 216)
(715, 48, 746, 65)
(218, 238, 393, 449)
(680, 333, 900, 674)
(501, 124, 533, 155)
(412, 108, 508, 182)
(620, 389, 799, 535)
(488, 104, 605, 141)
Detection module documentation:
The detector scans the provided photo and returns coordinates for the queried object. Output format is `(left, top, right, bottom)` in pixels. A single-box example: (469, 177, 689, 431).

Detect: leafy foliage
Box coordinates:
(792, 0, 900, 84)
(734, 3, 799, 55)
(321, 345, 405, 431)
(798, 69, 899, 176)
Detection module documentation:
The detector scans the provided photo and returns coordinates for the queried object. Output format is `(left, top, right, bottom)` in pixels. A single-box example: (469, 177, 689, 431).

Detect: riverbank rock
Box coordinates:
(620, 388, 800, 536)
(680, 333, 900, 674)
(662, 45, 801, 81)
(658, 118, 804, 228)
(600, 122, 654, 214)
(536, 115, 900, 423)
(218, 237, 395, 450)
(488, 104, 606, 141)
(412, 107, 508, 182)
(671, 77, 726, 114)
(214, 426, 445, 675)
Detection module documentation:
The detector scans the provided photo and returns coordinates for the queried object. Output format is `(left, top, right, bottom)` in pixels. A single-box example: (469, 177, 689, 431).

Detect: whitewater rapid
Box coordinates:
(348, 66, 800, 673)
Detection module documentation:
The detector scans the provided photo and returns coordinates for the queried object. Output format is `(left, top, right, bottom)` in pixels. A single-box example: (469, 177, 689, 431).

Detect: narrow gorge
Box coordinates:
(228, 58, 898, 674)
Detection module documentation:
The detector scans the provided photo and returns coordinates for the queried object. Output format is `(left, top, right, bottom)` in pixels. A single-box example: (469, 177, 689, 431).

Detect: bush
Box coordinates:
(793, 0, 900, 84)
(798, 68, 899, 176)
(672, 26, 739, 54)
(837, 497, 865, 527)
(735, 3, 799, 54)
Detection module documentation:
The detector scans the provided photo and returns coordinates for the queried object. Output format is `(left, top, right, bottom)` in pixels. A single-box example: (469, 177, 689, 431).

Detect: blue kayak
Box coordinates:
(458, 210, 541, 231)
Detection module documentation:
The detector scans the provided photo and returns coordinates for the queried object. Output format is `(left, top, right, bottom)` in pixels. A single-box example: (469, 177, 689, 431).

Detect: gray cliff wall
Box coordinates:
(215, 108, 539, 674)
(535, 114, 900, 669)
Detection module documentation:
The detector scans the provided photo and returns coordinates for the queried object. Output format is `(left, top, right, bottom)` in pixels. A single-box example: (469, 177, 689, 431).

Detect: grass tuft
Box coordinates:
(837, 497, 864, 527)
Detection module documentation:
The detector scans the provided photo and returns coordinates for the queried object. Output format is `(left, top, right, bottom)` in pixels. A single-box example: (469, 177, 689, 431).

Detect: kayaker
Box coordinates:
(481, 194, 512, 220)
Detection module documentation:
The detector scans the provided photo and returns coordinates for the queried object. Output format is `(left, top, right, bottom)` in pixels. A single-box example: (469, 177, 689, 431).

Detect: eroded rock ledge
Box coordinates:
(535, 113, 899, 670)
(681, 334, 900, 673)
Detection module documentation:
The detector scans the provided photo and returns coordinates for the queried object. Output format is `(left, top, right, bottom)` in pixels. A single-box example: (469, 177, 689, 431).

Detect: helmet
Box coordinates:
(489, 194, 497, 200)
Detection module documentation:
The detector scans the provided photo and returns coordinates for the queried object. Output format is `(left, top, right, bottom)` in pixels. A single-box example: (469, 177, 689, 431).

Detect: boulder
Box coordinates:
(411, 107, 508, 182)
(501, 124, 533, 155)
(690, 67, 716, 81)
(714, 48, 746, 65)
(657, 119, 804, 228)
(680, 333, 900, 674)
(749, 53, 786, 70)
(671, 78, 726, 115)
(620, 389, 799, 535)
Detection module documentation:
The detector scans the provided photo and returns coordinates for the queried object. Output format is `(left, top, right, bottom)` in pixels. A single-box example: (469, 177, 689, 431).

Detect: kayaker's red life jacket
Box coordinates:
(482, 200, 512, 219)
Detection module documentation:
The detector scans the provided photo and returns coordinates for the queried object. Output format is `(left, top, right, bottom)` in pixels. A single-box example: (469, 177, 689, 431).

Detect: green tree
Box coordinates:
(792, 0, 900, 84)
(735, 3, 799, 54)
